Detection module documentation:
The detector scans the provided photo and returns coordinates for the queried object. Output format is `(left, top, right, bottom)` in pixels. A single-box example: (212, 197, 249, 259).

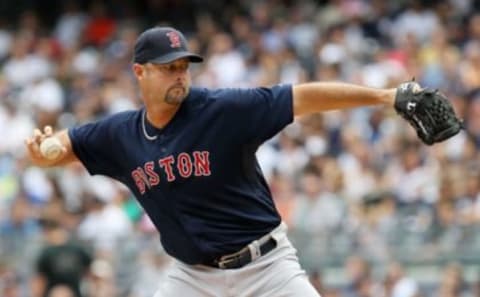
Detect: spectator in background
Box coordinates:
(46, 285, 76, 297)
(76, 177, 134, 255)
(2, 32, 51, 89)
(268, 170, 296, 226)
(342, 255, 380, 297)
(291, 163, 344, 235)
(128, 248, 171, 297)
(87, 259, 117, 297)
(436, 262, 472, 297)
(205, 32, 247, 87)
(384, 140, 438, 206)
(33, 203, 92, 297)
(0, 194, 40, 260)
(82, 2, 116, 47)
(459, 41, 480, 92)
(0, 260, 22, 297)
(54, 1, 88, 50)
(465, 93, 480, 148)
(355, 191, 397, 261)
(384, 261, 419, 297)
(391, 0, 439, 46)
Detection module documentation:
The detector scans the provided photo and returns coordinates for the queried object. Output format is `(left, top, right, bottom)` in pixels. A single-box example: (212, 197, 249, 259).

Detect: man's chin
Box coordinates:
(165, 87, 188, 105)
(165, 96, 184, 105)
(165, 94, 186, 105)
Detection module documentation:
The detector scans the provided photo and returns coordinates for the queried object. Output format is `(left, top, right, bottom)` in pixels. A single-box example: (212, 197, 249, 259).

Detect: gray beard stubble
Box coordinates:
(164, 86, 187, 105)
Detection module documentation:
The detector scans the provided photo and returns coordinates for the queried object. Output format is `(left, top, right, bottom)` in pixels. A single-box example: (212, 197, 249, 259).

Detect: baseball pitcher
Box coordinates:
(25, 27, 463, 297)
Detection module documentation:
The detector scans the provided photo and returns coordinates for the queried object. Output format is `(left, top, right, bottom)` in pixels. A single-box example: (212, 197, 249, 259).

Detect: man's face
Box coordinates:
(135, 58, 191, 105)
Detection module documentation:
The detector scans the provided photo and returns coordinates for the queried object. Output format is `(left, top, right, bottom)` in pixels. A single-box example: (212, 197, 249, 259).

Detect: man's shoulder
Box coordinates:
(186, 84, 292, 109)
(195, 84, 291, 95)
(189, 86, 246, 103)
(97, 109, 140, 126)
(74, 109, 140, 134)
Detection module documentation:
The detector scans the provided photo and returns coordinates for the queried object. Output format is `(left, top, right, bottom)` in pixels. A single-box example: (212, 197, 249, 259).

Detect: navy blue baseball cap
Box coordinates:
(133, 27, 203, 64)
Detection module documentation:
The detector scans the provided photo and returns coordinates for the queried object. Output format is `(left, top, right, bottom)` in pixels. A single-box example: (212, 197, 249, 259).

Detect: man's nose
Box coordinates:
(173, 69, 188, 79)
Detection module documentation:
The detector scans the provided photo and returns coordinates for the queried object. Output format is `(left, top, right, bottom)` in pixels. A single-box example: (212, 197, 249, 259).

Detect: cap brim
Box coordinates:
(149, 51, 204, 64)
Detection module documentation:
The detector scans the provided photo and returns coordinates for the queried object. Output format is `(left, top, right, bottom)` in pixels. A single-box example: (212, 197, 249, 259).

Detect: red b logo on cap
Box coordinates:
(166, 31, 181, 48)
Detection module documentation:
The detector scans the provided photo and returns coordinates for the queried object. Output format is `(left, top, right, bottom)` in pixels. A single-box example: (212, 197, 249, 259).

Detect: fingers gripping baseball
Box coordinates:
(25, 126, 67, 165)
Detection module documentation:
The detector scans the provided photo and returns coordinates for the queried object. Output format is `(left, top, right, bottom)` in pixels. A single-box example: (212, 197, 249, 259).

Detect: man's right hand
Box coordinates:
(25, 126, 76, 167)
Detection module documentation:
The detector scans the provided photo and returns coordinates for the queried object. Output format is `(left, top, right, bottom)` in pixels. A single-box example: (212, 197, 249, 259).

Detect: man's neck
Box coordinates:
(145, 103, 181, 129)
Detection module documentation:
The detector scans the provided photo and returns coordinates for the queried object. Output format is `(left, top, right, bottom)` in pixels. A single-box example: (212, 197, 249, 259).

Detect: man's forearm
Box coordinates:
(292, 82, 396, 116)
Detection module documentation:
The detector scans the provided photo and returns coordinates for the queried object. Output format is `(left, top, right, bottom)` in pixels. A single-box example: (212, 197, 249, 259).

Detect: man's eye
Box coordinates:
(158, 63, 188, 72)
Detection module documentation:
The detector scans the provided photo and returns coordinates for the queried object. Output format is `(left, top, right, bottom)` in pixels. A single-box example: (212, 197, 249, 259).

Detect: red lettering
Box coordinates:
(177, 153, 193, 178)
(131, 167, 149, 195)
(193, 151, 211, 176)
(144, 161, 159, 186)
(135, 152, 211, 187)
(166, 31, 181, 48)
(159, 156, 176, 182)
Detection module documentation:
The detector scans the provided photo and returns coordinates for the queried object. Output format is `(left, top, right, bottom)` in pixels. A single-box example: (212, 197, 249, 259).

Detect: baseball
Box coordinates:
(40, 137, 63, 160)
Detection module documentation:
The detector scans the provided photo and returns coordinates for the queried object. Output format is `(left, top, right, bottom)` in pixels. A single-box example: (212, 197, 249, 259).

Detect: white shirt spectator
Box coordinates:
(3, 54, 52, 88)
(22, 167, 54, 204)
(77, 203, 133, 251)
(291, 192, 344, 233)
(392, 7, 439, 44)
(392, 277, 419, 297)
(72, 48, 100, 75)
(0, 29, 12, 60)
(256, 142, 279, 181)
(287, 22, 318, 58)
(337, 142, 378, 202)
(21, 78, 64, 113)
(387, 159, 439, 204)
(0, 106, 35, 155)
(207, 51, 246, 87)
(54, 10, 88, 49)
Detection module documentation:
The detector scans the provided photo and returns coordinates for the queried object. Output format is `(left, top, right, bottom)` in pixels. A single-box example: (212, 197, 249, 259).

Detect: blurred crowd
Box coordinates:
(0, 0, 480, 296)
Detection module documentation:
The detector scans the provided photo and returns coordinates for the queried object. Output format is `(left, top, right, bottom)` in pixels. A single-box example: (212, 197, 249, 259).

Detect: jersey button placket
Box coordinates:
(157, 134, 167, 153)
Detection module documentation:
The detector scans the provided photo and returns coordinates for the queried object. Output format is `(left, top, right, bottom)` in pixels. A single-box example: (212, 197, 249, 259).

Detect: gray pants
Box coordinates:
(154, 223, 321, 297)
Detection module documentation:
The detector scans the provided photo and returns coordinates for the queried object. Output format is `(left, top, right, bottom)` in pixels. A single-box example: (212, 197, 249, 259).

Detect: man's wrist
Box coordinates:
(381, 88, 396, 106)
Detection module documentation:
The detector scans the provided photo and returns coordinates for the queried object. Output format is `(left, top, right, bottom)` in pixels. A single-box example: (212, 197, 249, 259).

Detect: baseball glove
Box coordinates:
(394, 81, 464, 145)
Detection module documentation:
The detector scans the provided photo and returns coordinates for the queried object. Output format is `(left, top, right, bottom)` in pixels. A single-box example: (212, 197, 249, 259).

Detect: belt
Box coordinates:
(207, 235, 277, 269)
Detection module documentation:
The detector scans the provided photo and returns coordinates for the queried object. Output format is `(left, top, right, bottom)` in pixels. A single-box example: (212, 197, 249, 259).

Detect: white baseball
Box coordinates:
(40, 137, 63, 160)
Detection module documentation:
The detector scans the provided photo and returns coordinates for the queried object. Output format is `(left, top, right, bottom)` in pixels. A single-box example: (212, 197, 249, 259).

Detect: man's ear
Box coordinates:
(132, 63, 145, 80)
